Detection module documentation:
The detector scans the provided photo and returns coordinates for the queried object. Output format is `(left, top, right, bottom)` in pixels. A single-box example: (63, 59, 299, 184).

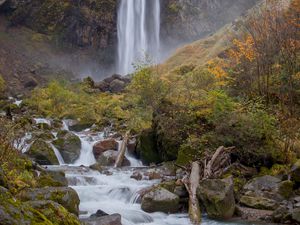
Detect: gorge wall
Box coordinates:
(0, 0, 257, 92)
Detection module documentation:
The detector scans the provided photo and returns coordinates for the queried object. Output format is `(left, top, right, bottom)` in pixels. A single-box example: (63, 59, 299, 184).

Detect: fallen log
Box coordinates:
(114, 131, 130, 167)
(183, 162, 201, 225)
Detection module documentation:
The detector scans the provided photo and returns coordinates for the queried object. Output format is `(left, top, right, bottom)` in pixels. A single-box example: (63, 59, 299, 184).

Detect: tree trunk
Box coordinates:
(183, 162, 201, 225)
(114, 131, 130, 167)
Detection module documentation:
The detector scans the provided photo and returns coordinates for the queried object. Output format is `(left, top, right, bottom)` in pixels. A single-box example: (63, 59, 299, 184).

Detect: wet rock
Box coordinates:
(93, 139, 118, 159)
(32, 130, 55, 141)
(89, 162, 103, 172)
(197, 177, 235, 219)
(82, 213, 122, 225)
(90, 209, 109, 218)
(17, 187, 80, 215)
(68, 120, 93, 132)
(94, 81, 110, 92)
(26, 139, 59, 165)
(97, 150, 130, 167)
(131, 171, 142, 181)
(27, 200, 81, 225)
(127, 138, 137, 155)
(141, 187, 180, 213)
(52, 130, 81, 164)
(146, 171, 162, 180)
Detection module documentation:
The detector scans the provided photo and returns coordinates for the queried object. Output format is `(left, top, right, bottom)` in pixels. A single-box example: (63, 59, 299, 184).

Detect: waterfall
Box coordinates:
(117, 0, 161, 75)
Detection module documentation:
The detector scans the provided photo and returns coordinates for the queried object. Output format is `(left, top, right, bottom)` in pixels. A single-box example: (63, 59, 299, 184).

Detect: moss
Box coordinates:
(26, 140, 59, 165)
(158, 181, 176, 193)
(278, 180, 294, 199)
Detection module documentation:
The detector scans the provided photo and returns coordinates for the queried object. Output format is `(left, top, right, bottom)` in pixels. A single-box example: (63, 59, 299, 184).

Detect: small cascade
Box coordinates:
(34, 118, 52, 126)
(117, 0, 161, 75)
(50, 143, 65, 165)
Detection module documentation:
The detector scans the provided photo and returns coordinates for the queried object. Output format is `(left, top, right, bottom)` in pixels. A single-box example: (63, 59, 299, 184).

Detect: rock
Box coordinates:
(27, 200, 81, 225)
(26, 139, 59, 165)
(32, 130, 55, 141)
(36, 170, 68, 187)
(197, 177, 235, 219)
(136, 129, 161, 165)
(131, 171, 143, 180)
(97, 150, 130, 167)
(127, 138, 137, 155)
(145, 171, 162, 180)
(90, 209, 109, 218)
(68, 121, 93, 132)
(89, 162, 103, 172)
(93, 139, 118, 159)
(52, 130, 81, 164)
(291, 160, 300, 183)
(17, 187, 80, 215)
(272, 205, 293, 223)
(240, 196, 278, 210)
(236, 206, 273, 222)
(141, 187, 180, 213)
(0, 0, 6, 7)
(82, 213, 122, 225)
(36, 122, 51, 130)
(109, 79, 126, 93)
(292, 208, 300, 222)
(95, 81, 110, 92)
(278, 180, 294, 199)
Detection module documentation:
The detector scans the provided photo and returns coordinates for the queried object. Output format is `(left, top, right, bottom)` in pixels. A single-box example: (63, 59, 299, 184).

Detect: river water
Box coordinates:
(43, 123, 262, 225)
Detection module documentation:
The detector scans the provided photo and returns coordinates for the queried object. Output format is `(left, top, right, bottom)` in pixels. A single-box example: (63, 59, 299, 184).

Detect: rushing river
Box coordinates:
(40, 121, 261, 225)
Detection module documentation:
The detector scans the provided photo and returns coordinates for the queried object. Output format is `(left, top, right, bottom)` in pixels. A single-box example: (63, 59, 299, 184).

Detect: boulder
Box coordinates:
(95, 81, 110, 92)
(0, 186, 53, 225)
(291, 159, 300, 183)
(68, 121, 93, 132)
(127, 138, 137, 155)
(17, 187, 80, 215)
(52, 130, 81, 164)
(36, 170, 68, 187)
(89, 162, 103, 172)
(109, 79, 126, 93)
(90, 209, 109, 218)
(240, 195, 279, 210)
(141, 187, 180, 213)
(197, 177, 235, 219)
(93, 139, 118, 159)
(26, 139, 59, 165)
(32, 131, 55, 141)
(131, 171, 142, 181)
(236, 206, 273, 222)
(292, 208, 300, 223)
(27, 200, 81, 225)
(97, 150, 130, 167)
(82, 213, 122, 225)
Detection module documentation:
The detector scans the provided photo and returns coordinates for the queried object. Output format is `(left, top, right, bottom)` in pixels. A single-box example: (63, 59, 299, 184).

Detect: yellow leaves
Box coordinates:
(228, 35, 256, 63)
(206, 59, 229, 86)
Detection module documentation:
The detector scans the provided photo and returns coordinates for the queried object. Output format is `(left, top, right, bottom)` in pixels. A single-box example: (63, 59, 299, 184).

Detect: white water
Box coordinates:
(117, 0, 161, 75)
(45, 122, 257, 225)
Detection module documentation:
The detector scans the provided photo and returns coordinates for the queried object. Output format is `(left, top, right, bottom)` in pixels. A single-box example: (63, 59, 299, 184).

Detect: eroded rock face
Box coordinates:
(52, 130, 81, 164)
(17, 187, 80, 215)
(197, 177, 235, 219)
(93, 139, 118, 159)
(26, 139, 59, 165)
(141, 187, 180, 213)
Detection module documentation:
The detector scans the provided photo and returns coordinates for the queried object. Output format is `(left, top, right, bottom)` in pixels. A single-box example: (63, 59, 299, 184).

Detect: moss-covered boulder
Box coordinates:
(136, 129, 161, 165)
(32, 130, 55, 141)
(197, 177, 235, 219)
(17, 187, 80, 215)
(52, 130, 81, 164)
(27, 200, 81, 225)
(26, 139, 59, 165)
(36, 170, 68, 187)
(141, 187, 180, 213)
(0, 186, 53, 225)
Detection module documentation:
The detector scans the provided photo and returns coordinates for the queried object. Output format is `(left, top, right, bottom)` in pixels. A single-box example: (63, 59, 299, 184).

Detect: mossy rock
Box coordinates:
(17, 187, 80, 215)
(52, 130, 81, 164)
(26, 200, 81, 225)
(240, 195, 279, 210)
(36, 170, 68, 187)
(0, 186, 53, 225)
(136, 129, 161, 165)
(278, 180, 294, 199)
(26, 140, 59, 165)
(291, 159, 300, 183)
(32, 131, 55, 141)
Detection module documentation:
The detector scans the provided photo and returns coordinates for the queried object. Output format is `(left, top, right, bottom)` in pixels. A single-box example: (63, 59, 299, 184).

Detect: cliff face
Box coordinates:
(161, 0, 258, 46)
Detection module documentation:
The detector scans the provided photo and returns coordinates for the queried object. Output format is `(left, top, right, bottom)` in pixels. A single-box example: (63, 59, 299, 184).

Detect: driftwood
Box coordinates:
(183, 162, 201, 225)
(183, 146, 235, 224)
(114, 131, 130, 168)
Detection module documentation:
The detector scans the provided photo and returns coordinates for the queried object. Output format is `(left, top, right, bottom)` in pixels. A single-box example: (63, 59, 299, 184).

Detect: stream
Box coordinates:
(36, 120, 260, 225)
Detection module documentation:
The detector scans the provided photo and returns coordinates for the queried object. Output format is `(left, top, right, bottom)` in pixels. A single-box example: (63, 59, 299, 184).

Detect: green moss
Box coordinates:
(278, 180, 294, 199)
(26, 140, 59, 165)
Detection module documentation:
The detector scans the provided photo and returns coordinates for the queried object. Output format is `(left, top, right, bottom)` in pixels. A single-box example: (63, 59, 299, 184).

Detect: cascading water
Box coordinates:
(117, 0, 161, 75)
